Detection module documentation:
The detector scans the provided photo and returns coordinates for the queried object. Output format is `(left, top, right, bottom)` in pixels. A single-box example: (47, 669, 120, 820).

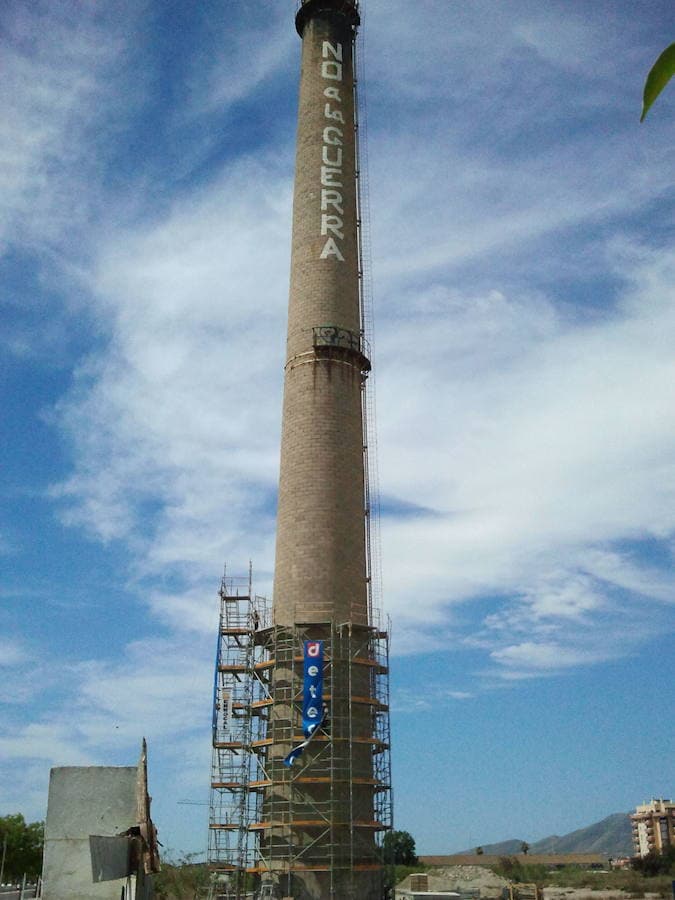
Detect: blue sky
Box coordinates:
(1, 0, 674, 858)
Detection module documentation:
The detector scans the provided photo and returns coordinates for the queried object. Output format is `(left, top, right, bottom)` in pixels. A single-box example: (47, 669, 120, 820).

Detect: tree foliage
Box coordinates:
(154, 863, 210, 899)
(631, 845, 675, 877)
(494, 857, 548, 885)
(641, 43, 675, 121)
(0, 814, 44, 882)
(153, 852, 211, 900)
(382, 829, 419, 866)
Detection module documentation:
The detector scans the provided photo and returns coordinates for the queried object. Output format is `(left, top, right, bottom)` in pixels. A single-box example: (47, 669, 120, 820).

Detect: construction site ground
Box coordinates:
(396, 866, 671, 900)
(397, 864, 510, 897)
(543, 889, 665, 900)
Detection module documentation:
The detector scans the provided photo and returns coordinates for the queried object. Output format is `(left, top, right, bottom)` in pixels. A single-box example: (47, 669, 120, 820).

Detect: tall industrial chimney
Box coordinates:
(266, 2, 390, 897)
(207, 3, 392, 897)
(273, 0, 368, 628)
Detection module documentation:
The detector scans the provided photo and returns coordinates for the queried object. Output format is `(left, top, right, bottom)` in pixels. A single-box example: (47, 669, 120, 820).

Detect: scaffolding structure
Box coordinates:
(207, 574, 392, 898)
(207, 569, 271, 898)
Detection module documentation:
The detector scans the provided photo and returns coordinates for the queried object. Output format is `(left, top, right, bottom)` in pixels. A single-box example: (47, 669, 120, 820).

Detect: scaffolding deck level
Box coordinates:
(213, 735, 389, 750)
(245, 863, 385, 874)
(217, 656, 388, 675)
(246, 819, 387, 831)
(229, 623, 389, 639)
(211, 737, 272, 750)
(217, 660, 274, 673)
(216, 694, 388, 710)
(243, 777, 386, 788)
(211, 777, 390, 793)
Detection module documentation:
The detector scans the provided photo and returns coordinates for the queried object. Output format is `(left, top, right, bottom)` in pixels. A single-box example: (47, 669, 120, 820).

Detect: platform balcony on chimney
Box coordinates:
(312, 324, 371, 374)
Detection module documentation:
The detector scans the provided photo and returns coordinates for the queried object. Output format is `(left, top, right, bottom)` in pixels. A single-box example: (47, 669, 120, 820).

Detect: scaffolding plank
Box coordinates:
(291, 733, 388, 747)
(246, 860, 382, 875)
(254, 659, 275, 670)
(288, 692, 386, 709)
(294, 776, 331, 784)
(247, 819, 386, 831)
(353, 655, 389, 673)
(246, 862, 384, 874)
(351, 694, 389, 709)
(248, 820, 331, 830)
(289, 653, 390, 671)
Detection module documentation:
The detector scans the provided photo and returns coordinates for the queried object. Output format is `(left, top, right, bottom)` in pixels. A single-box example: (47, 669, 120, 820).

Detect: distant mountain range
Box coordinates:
(461, 812, 633, 857)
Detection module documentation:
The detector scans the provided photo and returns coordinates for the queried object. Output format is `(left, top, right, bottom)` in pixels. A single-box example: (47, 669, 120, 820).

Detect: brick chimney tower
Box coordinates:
(258, 1, 392, 898)
(273, 0, 369, 629)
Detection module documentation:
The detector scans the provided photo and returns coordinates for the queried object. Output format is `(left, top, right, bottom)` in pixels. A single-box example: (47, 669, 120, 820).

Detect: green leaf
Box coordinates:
(641, 42, 675, 122)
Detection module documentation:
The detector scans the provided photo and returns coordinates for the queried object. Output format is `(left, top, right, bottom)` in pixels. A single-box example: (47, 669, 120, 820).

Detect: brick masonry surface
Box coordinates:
(273, 9, 368, 629)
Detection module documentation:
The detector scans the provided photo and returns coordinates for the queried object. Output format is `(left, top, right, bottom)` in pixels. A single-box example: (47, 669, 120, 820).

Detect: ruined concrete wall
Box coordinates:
(42, 766, 147, 900)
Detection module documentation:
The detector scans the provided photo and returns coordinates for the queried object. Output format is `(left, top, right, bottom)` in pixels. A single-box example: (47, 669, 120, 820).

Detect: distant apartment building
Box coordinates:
(631, 798, 675, 857)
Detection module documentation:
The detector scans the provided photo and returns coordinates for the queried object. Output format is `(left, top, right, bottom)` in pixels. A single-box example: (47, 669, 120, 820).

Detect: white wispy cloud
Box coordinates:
(0, 721, 97, 766)
(183, 5, 295, 116)
(51, 157, 290, 590)
(379, 242, 674, 664)
(0, 638, 26, 667)
(392, 686, 473, 714)
(581, 548, 675, 603)
(0, 2, 142, 253)
(73, 637, 213, 745)
(491, 641, 605, 671)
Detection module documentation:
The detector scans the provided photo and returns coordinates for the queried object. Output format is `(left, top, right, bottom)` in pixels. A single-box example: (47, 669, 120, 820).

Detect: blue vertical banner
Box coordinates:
(302, 640, 324, 737)
(283, 639, 325, 767)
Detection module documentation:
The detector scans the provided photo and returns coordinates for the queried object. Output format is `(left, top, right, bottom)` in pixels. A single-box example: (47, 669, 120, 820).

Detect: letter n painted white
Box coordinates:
(321, 61, 343, 81)
(319, 238, 345, 261)
(322, 41, 343, 61)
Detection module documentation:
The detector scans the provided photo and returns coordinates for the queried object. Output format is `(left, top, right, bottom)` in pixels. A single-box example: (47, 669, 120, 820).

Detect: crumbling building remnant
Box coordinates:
(42, 741, 159, 900)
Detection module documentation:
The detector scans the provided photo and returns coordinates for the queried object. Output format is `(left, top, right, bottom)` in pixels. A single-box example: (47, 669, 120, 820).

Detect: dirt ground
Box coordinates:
(543, 890, 664, 900)
(397, 864, 510, 896)
(397, 869, 667, 900)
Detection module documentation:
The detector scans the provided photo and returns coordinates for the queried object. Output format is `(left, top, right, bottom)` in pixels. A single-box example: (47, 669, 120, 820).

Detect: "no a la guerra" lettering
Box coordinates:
(319, 41, 345, 262)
